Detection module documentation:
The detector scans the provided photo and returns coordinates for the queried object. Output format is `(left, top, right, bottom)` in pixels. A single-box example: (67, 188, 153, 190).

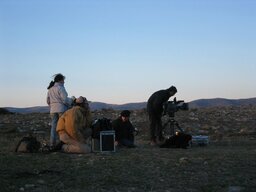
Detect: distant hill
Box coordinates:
(189, 97, 256, 108)
(4, 97, 256, 114)
(90, 102, 147, 110)
(5, 106, 49, 114)
(5, 102, 147, 114)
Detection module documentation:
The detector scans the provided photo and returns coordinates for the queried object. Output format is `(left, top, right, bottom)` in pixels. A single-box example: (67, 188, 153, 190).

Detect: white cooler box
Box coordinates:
(192, 135, 209, 146)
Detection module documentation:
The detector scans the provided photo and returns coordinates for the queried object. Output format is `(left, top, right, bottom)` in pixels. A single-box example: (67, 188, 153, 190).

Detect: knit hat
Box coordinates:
(120, 110, 131, 117)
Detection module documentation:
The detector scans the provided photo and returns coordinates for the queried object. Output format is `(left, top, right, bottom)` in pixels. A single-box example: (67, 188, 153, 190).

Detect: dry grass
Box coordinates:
(0, 110, 256, 192)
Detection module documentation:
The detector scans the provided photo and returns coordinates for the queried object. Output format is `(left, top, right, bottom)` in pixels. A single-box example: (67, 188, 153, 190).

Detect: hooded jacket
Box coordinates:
(56, 106, 92, 143)
(147, 89, 171, 117)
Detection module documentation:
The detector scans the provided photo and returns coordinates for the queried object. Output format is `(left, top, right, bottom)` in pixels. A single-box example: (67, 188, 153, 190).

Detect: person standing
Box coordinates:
(147, 86, 177, 145)
(46, 73, 73, 147)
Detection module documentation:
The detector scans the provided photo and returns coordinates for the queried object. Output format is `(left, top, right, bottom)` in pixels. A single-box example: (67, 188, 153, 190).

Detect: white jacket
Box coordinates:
(47, 82, 72, 113)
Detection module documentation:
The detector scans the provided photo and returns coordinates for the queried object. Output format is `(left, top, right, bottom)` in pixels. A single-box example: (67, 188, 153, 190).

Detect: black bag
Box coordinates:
(15, 136, 41, 153)
(160, 133, 192, 149)
(91, 118, 112, 139)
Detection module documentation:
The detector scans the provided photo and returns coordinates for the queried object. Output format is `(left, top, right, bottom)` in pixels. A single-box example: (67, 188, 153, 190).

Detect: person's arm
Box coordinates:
(59, 86, 72, 107)
(154, 91, 170, 114)
(112, 119, 121, 142)
(128, 121, 135, 132)
(46, 92, 50, 105)
(56, 114, 65, 134)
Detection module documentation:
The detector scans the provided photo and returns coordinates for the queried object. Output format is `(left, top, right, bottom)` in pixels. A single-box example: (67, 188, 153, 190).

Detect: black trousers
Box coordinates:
(149, 112, 163, 141)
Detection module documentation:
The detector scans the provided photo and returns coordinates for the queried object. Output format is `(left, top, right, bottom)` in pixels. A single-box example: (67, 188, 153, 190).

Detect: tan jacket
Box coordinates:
(57, 106, 92, 143)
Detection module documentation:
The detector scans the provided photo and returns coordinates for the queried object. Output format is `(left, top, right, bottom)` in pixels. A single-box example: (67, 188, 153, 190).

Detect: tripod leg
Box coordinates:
(170, 120, 175, 136)
(175, 122, 184, 133)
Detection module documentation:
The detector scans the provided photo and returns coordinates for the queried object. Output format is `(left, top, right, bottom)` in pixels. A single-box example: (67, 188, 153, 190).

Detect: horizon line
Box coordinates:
(2, 96, 256, 108)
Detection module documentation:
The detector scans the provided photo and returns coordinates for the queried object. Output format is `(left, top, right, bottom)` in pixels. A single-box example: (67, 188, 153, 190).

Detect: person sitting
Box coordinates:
(112, 110, 136, 148)
(56, 96, 92, 153)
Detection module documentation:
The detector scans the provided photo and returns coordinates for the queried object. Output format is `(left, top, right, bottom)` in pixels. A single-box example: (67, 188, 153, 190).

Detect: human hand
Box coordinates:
(134, 127, 139, 136)
(71, 96, 76, 105)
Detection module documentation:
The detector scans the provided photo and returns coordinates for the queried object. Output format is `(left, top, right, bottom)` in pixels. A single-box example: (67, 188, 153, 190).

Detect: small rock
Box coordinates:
(179, 157, 189, 164)
(37, 179, 46, 184)
(228, 186, 243, 192)
(25, 184, 35, 188)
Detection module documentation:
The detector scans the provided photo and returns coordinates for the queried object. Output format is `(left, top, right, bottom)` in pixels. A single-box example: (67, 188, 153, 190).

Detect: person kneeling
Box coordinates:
(56, 96, 92, 153)
(112, 110, 136, 148)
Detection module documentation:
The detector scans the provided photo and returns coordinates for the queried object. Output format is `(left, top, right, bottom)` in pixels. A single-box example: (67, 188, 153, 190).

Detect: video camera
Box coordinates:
(163, 97, 189, 117)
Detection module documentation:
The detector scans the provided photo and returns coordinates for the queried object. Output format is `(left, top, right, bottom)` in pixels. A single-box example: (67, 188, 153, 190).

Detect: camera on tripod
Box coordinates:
(161, 97, 192, 147)
(163, 97, 189, 117)
(162, 97, 189, 136)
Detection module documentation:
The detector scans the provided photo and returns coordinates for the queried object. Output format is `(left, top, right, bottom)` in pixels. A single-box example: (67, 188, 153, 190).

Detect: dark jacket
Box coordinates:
(112, 117, 135, 141)
(147, 89, 171, 116)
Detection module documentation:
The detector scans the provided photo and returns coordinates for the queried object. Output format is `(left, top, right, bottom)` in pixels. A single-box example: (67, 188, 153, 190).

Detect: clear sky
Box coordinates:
(0, 0, 255, 107)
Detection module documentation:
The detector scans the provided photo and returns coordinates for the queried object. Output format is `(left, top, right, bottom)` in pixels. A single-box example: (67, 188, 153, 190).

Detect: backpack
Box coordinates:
(15, 135, 41, 153)
(160, 133, 192, 149)
(91, 118, 112, 139)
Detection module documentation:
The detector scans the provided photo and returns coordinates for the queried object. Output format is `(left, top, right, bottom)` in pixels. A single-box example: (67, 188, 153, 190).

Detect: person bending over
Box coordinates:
(147, 86, 177, 145)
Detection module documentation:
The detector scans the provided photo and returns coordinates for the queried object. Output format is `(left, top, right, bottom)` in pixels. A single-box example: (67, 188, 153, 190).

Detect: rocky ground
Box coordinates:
(0, 106, 256, 192)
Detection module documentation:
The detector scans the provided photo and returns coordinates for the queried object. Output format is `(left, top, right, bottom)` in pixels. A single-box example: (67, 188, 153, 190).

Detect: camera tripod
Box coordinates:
(162, 116, 184, 137)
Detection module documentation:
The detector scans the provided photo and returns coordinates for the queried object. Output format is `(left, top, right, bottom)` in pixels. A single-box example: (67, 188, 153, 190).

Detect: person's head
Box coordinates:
(75, 96, 90, 111)
(75, 96, 92, 126)
(47, 73, 65, 89)
(120, 110, 131, 122)
(167, 86, 177, 97)
(53, 73, 65, 83)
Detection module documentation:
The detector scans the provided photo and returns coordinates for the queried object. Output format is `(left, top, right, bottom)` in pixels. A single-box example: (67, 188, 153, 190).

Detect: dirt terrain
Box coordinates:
(0, 106, 256, 192)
